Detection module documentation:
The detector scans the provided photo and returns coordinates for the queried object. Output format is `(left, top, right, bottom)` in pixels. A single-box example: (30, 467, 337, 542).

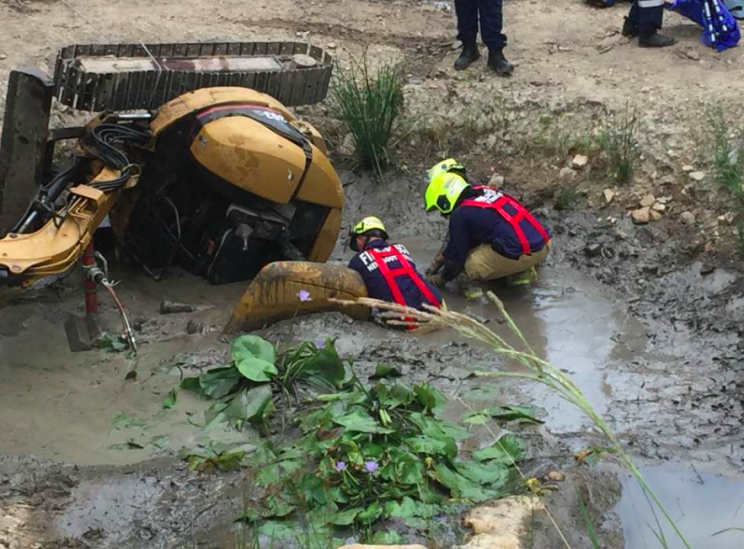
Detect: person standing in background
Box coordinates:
(453, 0, 514, 76)
(622, 0, 677, 47)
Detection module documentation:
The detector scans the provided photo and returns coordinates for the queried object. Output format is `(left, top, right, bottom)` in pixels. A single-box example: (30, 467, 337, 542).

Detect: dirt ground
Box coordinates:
(2, 0, 744, 548)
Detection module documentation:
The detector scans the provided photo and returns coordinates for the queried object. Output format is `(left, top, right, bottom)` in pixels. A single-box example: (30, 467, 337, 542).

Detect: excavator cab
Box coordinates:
(0, 42, 369, 349)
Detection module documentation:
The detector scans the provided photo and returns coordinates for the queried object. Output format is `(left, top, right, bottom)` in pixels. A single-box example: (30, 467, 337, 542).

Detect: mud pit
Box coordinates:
(2, 190, 744, 547)
(2, 0, 744, 546)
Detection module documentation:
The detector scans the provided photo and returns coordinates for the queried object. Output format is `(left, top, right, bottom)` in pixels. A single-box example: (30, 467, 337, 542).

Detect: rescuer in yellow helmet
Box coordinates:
(423, 160, 551, 290)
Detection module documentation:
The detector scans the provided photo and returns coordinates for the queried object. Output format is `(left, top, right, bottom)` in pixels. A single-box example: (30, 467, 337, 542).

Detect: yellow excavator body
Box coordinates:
(0, 82, 366, 333)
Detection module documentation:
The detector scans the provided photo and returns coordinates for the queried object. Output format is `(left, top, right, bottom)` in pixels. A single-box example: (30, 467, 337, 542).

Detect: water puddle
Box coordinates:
(616, 463, 744, 549)
(399, 237, 649, 435)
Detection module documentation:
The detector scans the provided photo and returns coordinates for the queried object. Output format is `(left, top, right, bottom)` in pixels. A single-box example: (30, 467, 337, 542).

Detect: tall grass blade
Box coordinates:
(329, 51, 405, 177)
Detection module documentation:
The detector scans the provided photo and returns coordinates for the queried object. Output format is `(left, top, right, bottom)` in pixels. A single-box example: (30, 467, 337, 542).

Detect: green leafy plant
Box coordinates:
(329, 53, 405, 175)
(238, 374, 526, 534)
(599, 103, 640, 185)
(337, 295, 694, 549)
(709, 107, 744, 198)
(180, 336, 346, 429)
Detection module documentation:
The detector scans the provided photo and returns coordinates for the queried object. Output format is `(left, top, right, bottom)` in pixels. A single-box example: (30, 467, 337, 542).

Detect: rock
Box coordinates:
(584, 243, 602, 257)
(652, 203, 666, 212)
(339, 134, 355, 156)
(631, 207, 651, 225)
(558, 166, 577, 182)
(547, 470, 565, 482)
(159, 300, 196, 314)
(571, 154, 589, 169)
(682, 164, 695, 172)
(700, 264, 716, 276)
(0, 54, 6, 60)
(680, 211, 696, 225)
(459, 496, 543, 549)
(488, 173, 505, 188)
(689, 171, 706, 181)
(685, 49, 701, 61)
(639, 193, 656, 207)
(603, 188, 615, 204)
(717, 212, 735, 226)
(327, 42, 337, 49)
(650, 209, 663, 221)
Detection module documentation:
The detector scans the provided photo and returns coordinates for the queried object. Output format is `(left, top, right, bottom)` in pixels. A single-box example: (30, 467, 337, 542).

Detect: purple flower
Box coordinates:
(297, 289, 312, 302)
(364, 460, 378, 473)
(315, 339, 325, 349)
(335, 461, 347, 472)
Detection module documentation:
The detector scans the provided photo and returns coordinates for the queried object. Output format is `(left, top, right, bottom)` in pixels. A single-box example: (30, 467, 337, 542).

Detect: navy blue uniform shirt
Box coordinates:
(441, 190, 550, 281)
(348, 240, 443, 310)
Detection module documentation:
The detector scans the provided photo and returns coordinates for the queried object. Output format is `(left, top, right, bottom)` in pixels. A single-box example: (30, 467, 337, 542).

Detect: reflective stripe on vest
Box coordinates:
(368, 245, 441, 328)
(461, 186, 550, 256)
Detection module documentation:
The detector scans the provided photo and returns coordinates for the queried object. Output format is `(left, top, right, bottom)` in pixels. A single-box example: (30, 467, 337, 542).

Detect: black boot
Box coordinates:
(639, 32, 676, 48)
(487, 49, 514, 76)
(622, 16, 639, 38)
(454, 42, 479, 71)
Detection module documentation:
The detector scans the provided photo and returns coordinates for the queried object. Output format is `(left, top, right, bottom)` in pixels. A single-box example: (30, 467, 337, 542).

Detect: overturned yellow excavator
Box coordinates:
(0, 42, 369, 348)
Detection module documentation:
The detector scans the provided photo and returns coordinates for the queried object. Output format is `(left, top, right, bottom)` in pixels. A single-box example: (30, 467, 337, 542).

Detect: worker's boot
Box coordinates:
(487, 49, 514, 76)
(505, 267, 538, 287)
(639, 32, 676, 48)
(454, 42, 480, 71)
(621, 16, 639, 38)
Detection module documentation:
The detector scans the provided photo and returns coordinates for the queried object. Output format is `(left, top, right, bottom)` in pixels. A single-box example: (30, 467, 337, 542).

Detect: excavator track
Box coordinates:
(53, 41, 333, 112)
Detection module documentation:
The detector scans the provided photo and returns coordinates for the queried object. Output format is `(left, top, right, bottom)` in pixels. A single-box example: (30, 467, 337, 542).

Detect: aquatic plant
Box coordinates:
(334, 294, 693, 549)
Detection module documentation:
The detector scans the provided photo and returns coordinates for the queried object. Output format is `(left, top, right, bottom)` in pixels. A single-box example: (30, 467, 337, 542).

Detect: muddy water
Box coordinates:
(398, 237, 649, 435)
(616, 463, 744, 549)
(0, 271, 246, 466)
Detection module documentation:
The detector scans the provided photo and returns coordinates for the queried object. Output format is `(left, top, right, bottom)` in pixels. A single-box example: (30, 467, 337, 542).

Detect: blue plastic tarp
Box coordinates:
(667, 0, 741, 51)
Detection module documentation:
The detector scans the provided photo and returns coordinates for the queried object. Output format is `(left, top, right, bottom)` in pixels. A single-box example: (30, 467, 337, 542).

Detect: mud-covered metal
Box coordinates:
(53, 41, 333, 112)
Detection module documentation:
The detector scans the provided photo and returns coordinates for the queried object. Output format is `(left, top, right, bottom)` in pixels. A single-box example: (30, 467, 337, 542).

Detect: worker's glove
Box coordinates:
(429, 272, 447, 288)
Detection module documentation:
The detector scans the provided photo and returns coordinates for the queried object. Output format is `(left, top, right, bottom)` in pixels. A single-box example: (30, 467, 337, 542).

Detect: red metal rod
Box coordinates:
(82, 241, 98, 315)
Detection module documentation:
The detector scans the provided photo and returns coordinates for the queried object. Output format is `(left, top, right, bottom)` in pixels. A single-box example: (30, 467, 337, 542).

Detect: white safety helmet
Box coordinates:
(724, 0, 744, 19)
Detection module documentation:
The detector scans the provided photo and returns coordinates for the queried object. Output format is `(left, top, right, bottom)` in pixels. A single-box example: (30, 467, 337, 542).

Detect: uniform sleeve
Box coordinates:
(441, 211, 470, 281)
(348, 255, 361, 272)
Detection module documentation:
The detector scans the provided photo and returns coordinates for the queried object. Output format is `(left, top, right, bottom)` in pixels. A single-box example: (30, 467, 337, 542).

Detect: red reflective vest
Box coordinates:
(461, 186, 550, 256)
(368, 245, 441, 328)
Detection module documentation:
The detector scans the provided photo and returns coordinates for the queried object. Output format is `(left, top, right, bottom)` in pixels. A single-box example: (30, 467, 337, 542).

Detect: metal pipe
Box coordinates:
(82, 241, 99, 315)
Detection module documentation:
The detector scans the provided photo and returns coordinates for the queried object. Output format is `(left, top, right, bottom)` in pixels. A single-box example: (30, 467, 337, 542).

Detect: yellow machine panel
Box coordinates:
(191, 116, 308, 205)
(224, 261, 370, 334)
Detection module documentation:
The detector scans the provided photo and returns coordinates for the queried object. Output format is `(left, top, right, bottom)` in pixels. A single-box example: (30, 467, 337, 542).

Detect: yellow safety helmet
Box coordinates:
(349, 216, 389, 251)
(424, 173, 470, 215)
(427, 158, 466, 184)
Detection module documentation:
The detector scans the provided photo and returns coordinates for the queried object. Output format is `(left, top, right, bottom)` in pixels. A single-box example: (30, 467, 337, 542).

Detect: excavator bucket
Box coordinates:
(223, 261, 370, 335)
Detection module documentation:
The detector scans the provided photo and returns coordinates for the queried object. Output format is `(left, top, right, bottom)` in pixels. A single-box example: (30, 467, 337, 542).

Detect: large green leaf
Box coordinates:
(472, 435, 527, 464)
(368, 530, 403, 544)
(257, 521, 296, 540)
(456, 460, 509, 486)
(224, 385, 274, 423)
(357, 501, 383, 525)
(407, 435, 450, 455)
(432, 464, 491, 502)
(232, 336, 278, 382)
(413, 384, 447, 414)
(198, 367, 242, 399)
(370, 363, 403, 379)
(333, 410, 393, 434)
(330, 507, 362, 526)
(301, 345, 346, 385)
(393, 452, 424, 485)
(375, 382, 414, 408)
(487, 405, 544, 424)
(384, 496, 418, 518)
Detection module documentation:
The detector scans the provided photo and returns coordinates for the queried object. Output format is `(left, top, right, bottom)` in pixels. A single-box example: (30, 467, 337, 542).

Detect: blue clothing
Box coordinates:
(441, 190, 550, 281)
(455, 0, 507, 49)
(348, 240, 443, 310)
(628, 1, 664, 35)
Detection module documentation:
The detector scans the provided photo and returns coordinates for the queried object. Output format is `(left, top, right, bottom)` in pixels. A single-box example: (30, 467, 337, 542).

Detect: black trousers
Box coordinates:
(627, 0, 664, 36)
(455, 0, 507, 50)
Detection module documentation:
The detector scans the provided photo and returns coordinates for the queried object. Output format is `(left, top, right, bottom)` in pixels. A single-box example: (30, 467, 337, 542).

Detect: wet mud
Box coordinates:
(1, 171, 744, 548)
